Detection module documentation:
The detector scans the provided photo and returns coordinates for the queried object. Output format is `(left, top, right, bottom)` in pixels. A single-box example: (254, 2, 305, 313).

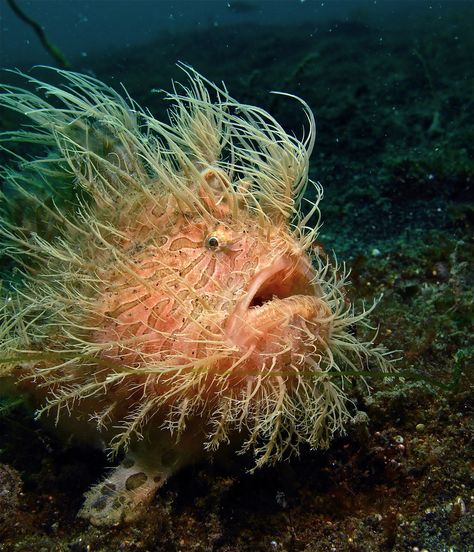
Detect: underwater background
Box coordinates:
(0, 1, 472, 551)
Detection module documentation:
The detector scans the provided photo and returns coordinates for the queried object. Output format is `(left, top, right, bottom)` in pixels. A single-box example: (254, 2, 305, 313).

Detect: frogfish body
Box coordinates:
(0, 67, 388, 525)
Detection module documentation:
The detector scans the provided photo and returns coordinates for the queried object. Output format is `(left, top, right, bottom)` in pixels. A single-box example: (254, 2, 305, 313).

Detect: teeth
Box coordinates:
(249, 295, 280, 310)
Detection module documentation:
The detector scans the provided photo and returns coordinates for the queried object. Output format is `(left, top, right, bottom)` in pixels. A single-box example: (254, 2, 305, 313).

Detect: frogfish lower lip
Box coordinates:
(225, 254, 326, 350)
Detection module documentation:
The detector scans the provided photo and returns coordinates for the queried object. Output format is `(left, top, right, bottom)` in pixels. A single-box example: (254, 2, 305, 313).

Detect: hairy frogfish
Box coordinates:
(0, 66, 389, 525)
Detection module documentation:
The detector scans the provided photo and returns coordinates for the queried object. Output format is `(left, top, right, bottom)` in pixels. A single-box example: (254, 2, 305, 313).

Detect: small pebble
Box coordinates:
(449, 496, 466, 522)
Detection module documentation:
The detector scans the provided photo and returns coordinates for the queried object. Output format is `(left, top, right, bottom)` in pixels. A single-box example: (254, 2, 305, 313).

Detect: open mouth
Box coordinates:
(225, 255, 320, 348)
(247, 256, 315, 309)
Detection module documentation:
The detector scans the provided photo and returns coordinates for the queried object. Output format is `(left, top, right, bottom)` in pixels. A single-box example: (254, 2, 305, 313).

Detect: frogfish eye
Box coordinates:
(207, 236, 219, 250)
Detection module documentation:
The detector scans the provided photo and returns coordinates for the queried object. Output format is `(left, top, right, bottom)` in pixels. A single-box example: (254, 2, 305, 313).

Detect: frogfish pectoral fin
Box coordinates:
(78, 452, 172, 526)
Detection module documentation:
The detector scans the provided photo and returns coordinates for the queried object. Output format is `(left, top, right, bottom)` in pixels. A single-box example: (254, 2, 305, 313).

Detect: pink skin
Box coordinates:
(88, 197, 327, 397)
(19, 186, 331, 526)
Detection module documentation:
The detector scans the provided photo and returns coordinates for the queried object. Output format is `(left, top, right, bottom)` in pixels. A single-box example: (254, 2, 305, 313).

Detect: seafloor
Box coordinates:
(0, 6, 473, 552)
